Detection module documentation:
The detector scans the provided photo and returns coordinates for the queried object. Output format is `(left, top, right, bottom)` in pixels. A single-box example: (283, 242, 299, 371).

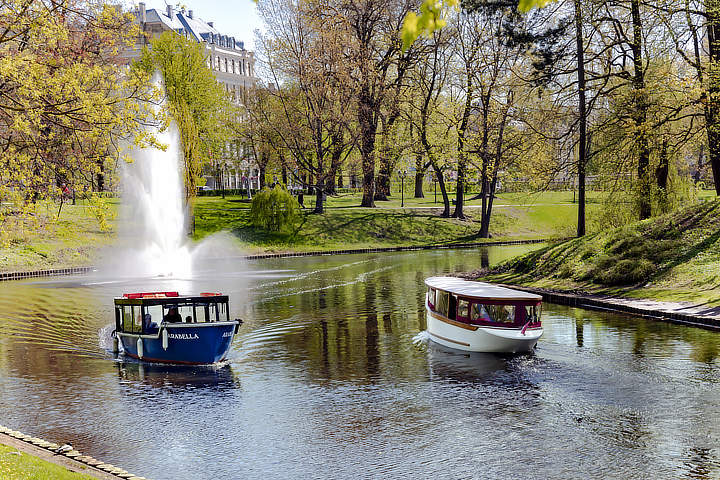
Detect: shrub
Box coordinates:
(250, 186, 300, 232)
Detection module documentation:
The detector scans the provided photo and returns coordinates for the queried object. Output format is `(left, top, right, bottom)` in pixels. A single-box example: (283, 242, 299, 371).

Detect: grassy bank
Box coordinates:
(473, 199, 720, 305)
(3, 190, 712, 272)
(0, 444, 97, 480)
(0, 199, 118, 273)
(190, 191, 594, 252)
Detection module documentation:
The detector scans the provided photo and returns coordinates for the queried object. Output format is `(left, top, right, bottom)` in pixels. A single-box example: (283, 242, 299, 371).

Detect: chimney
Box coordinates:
(166, 5, 174, 17)
(138, 2, 146, 23)
(188, 10, 193, 19)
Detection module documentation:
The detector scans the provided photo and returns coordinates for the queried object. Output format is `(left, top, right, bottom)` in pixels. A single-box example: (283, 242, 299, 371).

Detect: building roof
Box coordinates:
(142, 7, 245, 51)
(424, 277, 543, 302)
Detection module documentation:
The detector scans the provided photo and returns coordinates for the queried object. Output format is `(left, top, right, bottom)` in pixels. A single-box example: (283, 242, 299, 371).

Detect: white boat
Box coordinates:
(424, 277, 543, 353)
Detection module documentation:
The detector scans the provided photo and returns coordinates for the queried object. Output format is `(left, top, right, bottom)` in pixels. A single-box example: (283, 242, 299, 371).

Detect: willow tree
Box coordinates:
(137, 31, 231, 202)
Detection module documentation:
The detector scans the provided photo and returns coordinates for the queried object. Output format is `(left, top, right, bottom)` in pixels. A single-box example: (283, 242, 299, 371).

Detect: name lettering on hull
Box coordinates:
(168, 333, 199, 340)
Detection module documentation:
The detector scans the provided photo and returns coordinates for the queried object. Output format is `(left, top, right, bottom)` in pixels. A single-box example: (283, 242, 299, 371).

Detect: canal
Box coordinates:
(0, 245, 719, 479)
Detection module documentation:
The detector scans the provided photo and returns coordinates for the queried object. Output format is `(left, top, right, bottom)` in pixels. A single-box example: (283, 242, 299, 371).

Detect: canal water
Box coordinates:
(1, 245, 719, 480)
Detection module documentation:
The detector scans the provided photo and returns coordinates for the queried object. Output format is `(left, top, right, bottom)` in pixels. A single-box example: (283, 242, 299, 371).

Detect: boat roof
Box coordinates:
(424, 277, 542, 301)
(114, 292, 228, 305)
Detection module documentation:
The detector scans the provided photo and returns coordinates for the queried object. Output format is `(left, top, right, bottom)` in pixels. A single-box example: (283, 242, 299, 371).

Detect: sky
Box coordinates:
(140, 0, 263, 50)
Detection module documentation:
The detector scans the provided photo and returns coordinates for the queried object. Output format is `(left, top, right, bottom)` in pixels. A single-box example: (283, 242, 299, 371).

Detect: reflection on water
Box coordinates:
(1, 245, 720, 479)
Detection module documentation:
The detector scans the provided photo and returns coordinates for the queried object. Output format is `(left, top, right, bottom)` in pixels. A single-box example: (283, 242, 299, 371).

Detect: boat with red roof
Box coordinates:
(112, 291, 242, 364)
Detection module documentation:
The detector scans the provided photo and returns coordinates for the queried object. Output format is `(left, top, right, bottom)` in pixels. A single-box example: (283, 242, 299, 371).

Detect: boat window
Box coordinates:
(435, 291, 449, 316)
(218, 302, 228, 321)
(486, 304, 515, 323)
(458, 299, 469, 318)
(146, 306, 163, 325)
(208, 303, 218, 322)
(525, 305, 541, 323)
(123, 305, 142, 333)
(194, 303, 210, 323)
(470, 303, 491, 323)
(448, 295, 457, 320)
(428, 287, 436, 306)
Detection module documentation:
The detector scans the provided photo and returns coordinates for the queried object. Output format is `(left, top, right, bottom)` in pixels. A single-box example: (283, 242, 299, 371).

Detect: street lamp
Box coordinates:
(398, 169, 407, 208)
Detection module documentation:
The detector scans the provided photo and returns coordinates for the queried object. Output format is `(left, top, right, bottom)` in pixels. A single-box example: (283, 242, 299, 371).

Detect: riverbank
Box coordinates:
(0, 191, 589, 273)
(468, 198, 720, 307)
(0, 426, 145, 480)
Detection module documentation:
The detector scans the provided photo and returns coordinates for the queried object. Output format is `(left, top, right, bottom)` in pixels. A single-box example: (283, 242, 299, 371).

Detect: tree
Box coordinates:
(0, 0, 156, 218)
(257, 0, 356, 213)
(137, 30, 231, 202)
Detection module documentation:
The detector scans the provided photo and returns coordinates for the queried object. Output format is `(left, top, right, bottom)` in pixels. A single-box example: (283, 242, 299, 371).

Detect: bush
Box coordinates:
(250, 186, 300, 232)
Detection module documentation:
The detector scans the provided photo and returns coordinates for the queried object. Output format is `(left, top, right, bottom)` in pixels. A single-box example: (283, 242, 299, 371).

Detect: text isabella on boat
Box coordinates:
(112, 291, 242, 365)
(424, 277, 543, 353)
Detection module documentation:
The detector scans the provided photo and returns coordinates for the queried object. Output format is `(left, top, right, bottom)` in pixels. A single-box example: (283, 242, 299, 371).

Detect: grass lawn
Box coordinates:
(2, 189, 716, 272)
(190, 192, 570, 253)
(0, 198, 118, 272)
(0, 444, 97, 480)
(475, 198, 720, 305)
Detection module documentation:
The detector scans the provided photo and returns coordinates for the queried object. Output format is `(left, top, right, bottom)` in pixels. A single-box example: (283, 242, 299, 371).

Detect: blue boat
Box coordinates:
(112, 291, 242, 365)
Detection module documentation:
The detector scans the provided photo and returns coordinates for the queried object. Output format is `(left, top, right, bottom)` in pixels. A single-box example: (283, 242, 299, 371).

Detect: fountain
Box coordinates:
(115, 113, 192, 279)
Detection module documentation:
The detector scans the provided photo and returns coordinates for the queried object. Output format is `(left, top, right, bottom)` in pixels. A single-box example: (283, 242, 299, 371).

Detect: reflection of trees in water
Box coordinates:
(554, 304, 720, 365)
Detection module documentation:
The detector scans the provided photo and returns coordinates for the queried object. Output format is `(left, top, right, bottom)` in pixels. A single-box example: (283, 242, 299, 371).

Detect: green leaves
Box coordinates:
(401, 0, 554, 50)
(250, 186, 301, 232)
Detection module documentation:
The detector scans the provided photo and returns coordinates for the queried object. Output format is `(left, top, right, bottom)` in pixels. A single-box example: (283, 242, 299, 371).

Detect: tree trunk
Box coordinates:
(575, 0, 587, 236)
(359, 89, 377, 207)
(656, 140, 669, 191)
(707, 1, 720, 194)
(432, 165, 450, 217)
(631, 0, 651, 219)
(453, 74, 473, 219)
(314, 176, 325, 214)
(282, 164, 288, 185)
(337, 167, 344, 188)
(374, 161, 390, 200)
(414, 171, 424, 198)
(259, 164, 266, 190)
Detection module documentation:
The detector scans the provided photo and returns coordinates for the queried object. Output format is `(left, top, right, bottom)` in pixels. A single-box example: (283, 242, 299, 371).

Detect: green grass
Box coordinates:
(476, 198, 720, 305)
(0, 198, 119, 272)
(3, 189, 717, 272)
(0, 444, 97, 480)
(190, 193, 567, 253)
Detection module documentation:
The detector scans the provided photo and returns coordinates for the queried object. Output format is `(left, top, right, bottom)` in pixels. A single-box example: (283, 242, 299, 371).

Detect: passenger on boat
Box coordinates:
(164, 307, 182, 323)
(185, 315, 192, 323)
(143, 313, 159, 334)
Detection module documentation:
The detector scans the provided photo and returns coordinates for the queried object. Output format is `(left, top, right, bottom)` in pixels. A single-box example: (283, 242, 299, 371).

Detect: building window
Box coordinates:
(224, 58, 228, 72)
(216, 56, 220, 70)
(231, 60, 235, 74)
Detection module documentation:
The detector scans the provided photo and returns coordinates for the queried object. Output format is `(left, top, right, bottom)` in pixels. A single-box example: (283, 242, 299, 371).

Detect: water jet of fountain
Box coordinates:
(114, 112, 192, 279)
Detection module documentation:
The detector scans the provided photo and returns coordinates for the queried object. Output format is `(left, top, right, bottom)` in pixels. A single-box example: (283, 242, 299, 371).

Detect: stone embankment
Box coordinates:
(0, 425, 147, 480)
(504, 285, 720, 331)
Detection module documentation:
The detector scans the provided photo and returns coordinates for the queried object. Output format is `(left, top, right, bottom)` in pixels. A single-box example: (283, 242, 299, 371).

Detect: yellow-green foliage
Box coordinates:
(250, 186, 301, 232)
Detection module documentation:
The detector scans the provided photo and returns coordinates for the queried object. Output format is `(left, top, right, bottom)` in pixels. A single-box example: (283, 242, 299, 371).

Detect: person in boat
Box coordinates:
(143, 313, 159, 334)
(163, 307, 182, 323)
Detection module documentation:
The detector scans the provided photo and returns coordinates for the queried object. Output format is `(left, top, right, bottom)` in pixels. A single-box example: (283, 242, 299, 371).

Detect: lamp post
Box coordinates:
(398, 170, 407, 207)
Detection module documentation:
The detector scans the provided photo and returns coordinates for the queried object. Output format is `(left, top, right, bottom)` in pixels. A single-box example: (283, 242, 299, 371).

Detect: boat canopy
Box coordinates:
(424, 277, 542, 302)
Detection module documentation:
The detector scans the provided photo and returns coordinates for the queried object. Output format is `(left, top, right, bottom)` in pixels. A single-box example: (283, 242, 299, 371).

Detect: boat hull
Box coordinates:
(426, 308, 542, 353)
(118, 322, 237, 365)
